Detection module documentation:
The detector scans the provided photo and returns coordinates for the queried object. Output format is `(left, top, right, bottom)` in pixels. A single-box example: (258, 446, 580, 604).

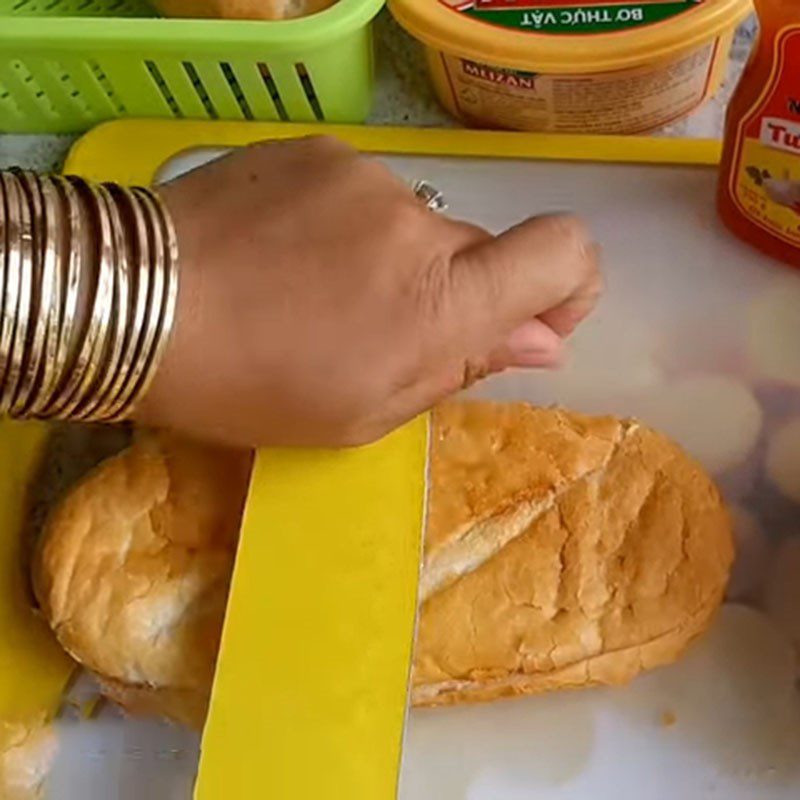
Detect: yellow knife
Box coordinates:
(195, 416, 429, 800)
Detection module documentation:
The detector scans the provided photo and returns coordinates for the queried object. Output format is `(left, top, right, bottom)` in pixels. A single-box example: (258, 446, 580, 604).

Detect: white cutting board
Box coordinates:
(47, 148, 800, 799)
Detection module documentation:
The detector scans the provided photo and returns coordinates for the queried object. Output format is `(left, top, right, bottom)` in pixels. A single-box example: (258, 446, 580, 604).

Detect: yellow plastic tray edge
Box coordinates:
(64, 119, 722, 186)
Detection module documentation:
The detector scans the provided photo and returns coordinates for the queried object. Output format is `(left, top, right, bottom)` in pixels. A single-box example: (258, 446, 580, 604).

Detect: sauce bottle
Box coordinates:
(717, 0, 800, 268)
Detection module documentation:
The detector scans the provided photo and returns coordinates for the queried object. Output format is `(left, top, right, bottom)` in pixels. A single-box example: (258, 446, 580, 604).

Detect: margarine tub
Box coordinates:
(389, 0, 753, 134)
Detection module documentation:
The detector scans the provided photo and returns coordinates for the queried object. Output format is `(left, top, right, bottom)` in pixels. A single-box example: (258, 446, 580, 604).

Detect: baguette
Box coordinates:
(152, 0, 337, 20)
(33, 402, 733, 729)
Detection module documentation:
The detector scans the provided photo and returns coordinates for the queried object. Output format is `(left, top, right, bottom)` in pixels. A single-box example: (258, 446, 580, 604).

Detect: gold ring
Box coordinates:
(105, 187, 164, 421)
(0, 172, 20, 411)
(98, 185, 151, 421)
(37, 175, 84, 418)
(48, 177, 115, 420)
(13, 171, 50, 415)
(76, 183, 130, 422)
(2, 171, 33, 414)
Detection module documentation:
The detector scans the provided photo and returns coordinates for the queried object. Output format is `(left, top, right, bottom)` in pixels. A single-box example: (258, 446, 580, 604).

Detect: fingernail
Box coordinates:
(510, 350, 564, 369)
(509, 336, 565, 367)
(505, 319, 562, 354)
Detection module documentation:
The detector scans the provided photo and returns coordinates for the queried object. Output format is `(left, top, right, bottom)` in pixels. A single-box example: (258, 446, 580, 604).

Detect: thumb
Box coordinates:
(445, 214, 599, 348)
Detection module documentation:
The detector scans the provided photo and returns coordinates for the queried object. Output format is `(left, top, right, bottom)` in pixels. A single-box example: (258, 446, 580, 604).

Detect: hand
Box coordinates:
(139, 137, 601, 447)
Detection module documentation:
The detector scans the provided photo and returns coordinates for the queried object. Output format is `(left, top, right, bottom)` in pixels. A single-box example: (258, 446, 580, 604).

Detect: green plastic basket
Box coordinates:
(0, 0, 384, 133)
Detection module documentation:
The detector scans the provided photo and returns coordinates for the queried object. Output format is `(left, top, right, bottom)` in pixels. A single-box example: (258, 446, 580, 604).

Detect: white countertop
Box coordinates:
(0, 12, 757, 173)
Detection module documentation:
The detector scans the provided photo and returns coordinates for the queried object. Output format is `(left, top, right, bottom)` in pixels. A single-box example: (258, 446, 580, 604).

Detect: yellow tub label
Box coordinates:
(437, 39, 719, 134)
(440, 0, 708, 34)
(730, 27, 800, 249)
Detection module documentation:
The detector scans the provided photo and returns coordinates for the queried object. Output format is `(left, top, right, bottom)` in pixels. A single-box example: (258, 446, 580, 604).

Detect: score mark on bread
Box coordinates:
(417, 403, 732, 705)
(32, 402, 733, 729)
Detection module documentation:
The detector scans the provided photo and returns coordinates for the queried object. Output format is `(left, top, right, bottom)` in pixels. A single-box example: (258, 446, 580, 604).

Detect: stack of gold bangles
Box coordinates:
(0, 169, 178, 422)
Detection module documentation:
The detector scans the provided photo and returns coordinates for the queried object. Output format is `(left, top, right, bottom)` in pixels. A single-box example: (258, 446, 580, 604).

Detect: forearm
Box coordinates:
(0, 170, 178, 423)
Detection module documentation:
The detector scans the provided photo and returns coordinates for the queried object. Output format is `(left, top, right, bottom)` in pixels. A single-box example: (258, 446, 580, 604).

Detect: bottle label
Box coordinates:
(439, 0, 705, 34)
(730, 26, 800, 248)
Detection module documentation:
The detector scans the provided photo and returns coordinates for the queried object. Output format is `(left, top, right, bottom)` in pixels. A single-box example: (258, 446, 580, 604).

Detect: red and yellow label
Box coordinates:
(730, 26, 800, 249)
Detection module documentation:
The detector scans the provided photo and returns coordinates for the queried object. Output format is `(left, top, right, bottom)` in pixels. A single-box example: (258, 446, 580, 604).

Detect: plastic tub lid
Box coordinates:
(389, 0, 753, 73)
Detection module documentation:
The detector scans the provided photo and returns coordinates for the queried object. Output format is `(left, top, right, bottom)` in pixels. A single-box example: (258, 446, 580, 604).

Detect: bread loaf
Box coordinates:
(33, 403, 733, 729)
(152, 0, 337, 20)
(0, 720, 57, 800)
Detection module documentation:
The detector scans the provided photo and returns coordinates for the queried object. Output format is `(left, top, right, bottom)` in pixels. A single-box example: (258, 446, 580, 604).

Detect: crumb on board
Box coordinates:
(661, 710, 677, 728)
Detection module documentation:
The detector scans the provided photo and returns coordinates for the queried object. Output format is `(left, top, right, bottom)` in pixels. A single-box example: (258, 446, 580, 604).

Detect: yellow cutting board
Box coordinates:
(0, 421, 74, 733)
(59, 119, 720, 800)
(62, 121, 444, 800)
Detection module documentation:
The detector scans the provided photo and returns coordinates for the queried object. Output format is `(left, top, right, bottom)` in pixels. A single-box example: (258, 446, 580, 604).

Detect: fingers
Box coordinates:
(497, 319, 565, 368)
(446, 214, 601, 341)
(536, 247, 603, 337)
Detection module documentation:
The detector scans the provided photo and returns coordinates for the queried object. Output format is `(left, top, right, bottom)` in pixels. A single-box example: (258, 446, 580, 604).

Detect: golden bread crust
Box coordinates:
(33, 403, 733, 727)
(414, 415, 732, 703)
(33, 434, 251, 694)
